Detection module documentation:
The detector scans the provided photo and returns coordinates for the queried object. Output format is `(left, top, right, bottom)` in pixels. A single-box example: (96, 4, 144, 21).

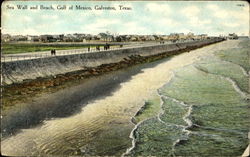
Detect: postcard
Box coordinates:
(1, 0, 249, 156)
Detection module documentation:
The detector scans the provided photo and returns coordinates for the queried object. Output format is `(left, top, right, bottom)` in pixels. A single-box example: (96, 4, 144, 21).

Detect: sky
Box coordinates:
(1, 1, 249, 36)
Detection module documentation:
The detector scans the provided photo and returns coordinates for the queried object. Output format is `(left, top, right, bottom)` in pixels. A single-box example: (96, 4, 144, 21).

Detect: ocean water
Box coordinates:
(1, 40, 249, 156)
(128, 39, 250, 156)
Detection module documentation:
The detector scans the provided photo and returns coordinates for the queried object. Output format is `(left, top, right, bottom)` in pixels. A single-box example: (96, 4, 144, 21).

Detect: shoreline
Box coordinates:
(127, 39, 249, 156)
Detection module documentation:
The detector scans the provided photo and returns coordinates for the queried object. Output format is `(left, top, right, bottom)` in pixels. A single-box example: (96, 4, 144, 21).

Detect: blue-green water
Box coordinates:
(128, 40, 250, 156)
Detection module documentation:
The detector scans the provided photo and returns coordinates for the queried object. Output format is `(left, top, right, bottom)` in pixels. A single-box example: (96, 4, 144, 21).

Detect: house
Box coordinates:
(115, 36, 123, 42)
(196, 34, 208, 40)
(40, 35, 56, 42)
(27, 35, 39, 42)
(52, 34, 64, 41)
(1, 34, 11, 42)
(187, 32, 195, 39)
(146, 35, 156, 41)
(12, 35, 28, 41)
(177, 33, 186, 40)
(130, 36, 138, 41)
(153, 35, 160, 41)
(228, 33, 238, 40)
(161, 35, 169, 41)
(168, 33, 179, 41)
(140, 36, 146, 41)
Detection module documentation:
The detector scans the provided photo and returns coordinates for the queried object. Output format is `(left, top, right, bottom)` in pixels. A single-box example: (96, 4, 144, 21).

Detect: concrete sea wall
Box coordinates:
(2, 38, 223, 85)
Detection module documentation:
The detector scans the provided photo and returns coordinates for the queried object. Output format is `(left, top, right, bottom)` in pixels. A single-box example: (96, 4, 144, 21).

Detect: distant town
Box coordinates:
(2, 32, 211, 43)
(2, 32, 246, 44)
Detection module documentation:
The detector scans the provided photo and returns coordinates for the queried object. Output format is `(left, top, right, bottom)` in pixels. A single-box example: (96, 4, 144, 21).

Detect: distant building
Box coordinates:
(95, 35, 101, 40)
(228, 33, 238, 40)
(130, 36, 138, 41)
(124, 35, 131, 41)
(196, 34, 208, 40)
(12, 35, 28, 41)
(27, 35, 39, 42)
(52, 34, 64, 41)
(187, 32, 195, 39)
(115, 36, 123, 42)
(168, 33, 179, 41)
(178, 33, 186, 40)
(161, 35, 169, 40)
(40, 35, 56, 42)
(1, 34, 11, 42)
(153, 35, 160, 41)
(146, 35, 156, 41)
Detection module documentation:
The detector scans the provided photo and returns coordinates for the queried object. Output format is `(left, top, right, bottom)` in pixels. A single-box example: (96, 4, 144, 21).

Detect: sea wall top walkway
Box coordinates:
(1, 41, 171, 62)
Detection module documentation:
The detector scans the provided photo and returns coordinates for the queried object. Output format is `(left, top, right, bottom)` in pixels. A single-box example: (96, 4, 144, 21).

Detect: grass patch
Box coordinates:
(1, 43, 115, 54)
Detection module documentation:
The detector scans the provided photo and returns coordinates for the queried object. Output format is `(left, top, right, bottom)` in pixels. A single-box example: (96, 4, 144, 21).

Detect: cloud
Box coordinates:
(80, 18, 121, 34)
(206, 4, 219, 11)
(182, 5, 200, 17)
(181, 5, 210, 27)
(188, 17, 211, 27)
(1, 1, 248, 36)
(206, 4, 227, 18)
(231, 7, 249, 22)
(22, 16, 32, 22)
(213, 10, 230, 19)
(145, 3, 171, 15)
(177, 28, 193, 34)
(222, 22, 240, 28)
(41, 15, 58, 19)
(3, 28, 40, 35)
(121, 22, 148, 35)
(156, 18, 180, 27)
(91, 18, 121, 27)
(207, 3, 249, 21)
(1, 12, 12, 28)
(22, 28, 40, 35)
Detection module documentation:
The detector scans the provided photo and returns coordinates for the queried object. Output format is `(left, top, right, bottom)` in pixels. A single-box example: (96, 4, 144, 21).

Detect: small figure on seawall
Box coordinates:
(51, 49, 56, 56)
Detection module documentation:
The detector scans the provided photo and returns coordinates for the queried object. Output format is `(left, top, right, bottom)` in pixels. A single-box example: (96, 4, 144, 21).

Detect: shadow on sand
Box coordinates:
(2, 56, 172, 138)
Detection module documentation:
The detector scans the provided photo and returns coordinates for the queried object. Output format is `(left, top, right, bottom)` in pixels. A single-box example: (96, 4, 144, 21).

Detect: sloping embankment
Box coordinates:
(2, 38, 224, 85)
